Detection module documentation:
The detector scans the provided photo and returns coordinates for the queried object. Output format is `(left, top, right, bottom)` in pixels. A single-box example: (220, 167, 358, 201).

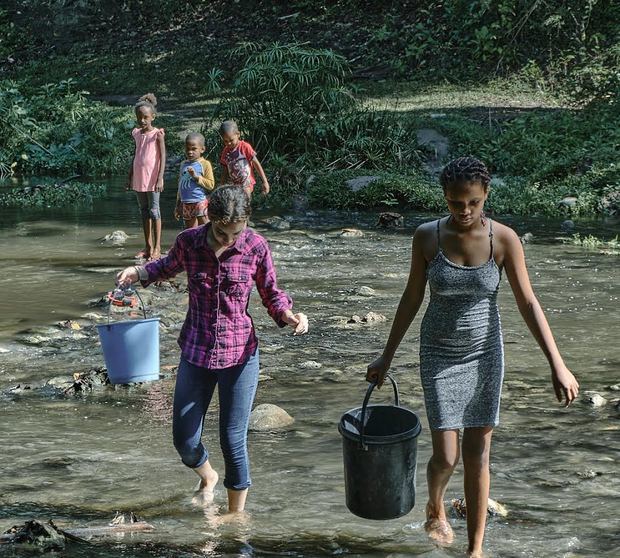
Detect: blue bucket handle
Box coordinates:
(106, 287, 148, 328)
(360, 374, 399, 450)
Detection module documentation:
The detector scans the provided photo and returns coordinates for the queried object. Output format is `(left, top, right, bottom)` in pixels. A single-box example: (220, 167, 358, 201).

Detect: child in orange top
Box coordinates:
(174, 133, 215, 229)
(127, 93, 166, 260)
(219, 120, 269, 196)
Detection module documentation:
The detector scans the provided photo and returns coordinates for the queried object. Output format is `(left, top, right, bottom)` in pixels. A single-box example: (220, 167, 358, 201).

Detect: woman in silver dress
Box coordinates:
(367, 156, 579, 558)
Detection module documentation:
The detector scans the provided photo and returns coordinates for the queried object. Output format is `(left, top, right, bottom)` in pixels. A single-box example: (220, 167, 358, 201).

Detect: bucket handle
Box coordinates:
(106, 288, 148, 327)
(359, 374, 399, 450)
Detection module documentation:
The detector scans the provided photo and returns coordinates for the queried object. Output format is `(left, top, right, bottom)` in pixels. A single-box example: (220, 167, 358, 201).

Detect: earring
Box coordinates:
(480, 210, 487, 227)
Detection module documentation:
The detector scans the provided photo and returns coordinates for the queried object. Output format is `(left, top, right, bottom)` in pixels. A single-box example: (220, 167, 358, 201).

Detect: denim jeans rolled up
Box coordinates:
(172, 350, 259, 490)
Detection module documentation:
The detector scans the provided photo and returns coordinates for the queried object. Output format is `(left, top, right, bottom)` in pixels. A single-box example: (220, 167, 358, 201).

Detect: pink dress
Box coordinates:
(131, 127, 165, 192)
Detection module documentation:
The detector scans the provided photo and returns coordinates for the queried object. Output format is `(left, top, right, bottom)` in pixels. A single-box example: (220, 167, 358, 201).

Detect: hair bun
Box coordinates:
(138, 93, 158, 107)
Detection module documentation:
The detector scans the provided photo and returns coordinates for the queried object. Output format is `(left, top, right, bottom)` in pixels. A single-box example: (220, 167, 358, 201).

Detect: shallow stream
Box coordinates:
(0, 178, 619, 557)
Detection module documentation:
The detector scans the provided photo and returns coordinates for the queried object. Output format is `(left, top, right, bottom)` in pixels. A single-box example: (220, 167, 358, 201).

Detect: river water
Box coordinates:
(1, 178, 619, 557)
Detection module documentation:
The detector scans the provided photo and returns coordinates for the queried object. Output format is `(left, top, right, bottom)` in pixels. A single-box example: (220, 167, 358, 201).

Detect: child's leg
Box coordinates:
(462, 427, 493, 557)
(136, 192, 152, 258)
(425, 428, 460, 544)
(172, 358, 219, 502)
(216, 350, 260, 512)
(148, 192, 161, 259)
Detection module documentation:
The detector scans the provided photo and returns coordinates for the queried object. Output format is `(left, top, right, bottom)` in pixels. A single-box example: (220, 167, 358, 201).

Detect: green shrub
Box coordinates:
(0, 79, 136, 177)
(203, 42, 421, 171)
(0, 179, 106, 207)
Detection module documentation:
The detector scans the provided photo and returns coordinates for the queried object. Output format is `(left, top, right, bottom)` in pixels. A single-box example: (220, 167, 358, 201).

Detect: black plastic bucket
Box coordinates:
(338, 375, 422, 520)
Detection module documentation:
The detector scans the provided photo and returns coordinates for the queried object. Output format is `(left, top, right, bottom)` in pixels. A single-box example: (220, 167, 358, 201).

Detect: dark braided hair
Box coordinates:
(135, 93, 158, 115)
(440, 156, 491, 192)
(207, 185, 251, 223)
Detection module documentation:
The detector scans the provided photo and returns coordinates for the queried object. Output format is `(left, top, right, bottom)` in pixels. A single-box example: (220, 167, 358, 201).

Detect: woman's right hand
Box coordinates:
(366, 354, 391, 388)
(116, 266, 139, 287)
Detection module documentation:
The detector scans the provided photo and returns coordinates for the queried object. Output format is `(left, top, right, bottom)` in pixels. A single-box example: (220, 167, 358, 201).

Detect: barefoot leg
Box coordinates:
(151, 217, 162, 259)
(462, 427, 493, 557)
(425, 428, 460, 545)
(192, 460, 219, 505)
(226, 488, 248, 513)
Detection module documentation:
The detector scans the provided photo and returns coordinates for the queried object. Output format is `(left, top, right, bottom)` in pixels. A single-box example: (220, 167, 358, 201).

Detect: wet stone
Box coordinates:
(355, 286, 376, 297)
(1, 519, 65, 551)
(299, 360, 322, 369)
(249, 404, 295, 431)
(581, 392, 607, 407)
(339, 228, 364, 238)
(101, 230, 129, 246)
(605, 384, 620, 392)
(376, 212, 404, 228)
(450, 497, 508, 519)
(521, 232, 534, 244)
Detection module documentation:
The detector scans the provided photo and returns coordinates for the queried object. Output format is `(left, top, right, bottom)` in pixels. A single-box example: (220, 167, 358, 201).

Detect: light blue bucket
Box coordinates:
(96, 291, 160, 384)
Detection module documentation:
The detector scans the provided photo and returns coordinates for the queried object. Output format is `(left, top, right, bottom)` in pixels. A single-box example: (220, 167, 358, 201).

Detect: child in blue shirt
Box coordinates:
(174, 133, 215, 229)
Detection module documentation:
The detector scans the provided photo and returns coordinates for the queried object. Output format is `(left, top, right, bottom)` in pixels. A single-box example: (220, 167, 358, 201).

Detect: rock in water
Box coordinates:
(339, 228, 364, 238)
(249, 404, 295, 431)
(581, 392, 607, 407)
(101, 230, 129, 246)
(376, 212, 404, 228)
(450, 497, 508, 519)
(299, 360, 322, 369)
(1, 520, 65, 551)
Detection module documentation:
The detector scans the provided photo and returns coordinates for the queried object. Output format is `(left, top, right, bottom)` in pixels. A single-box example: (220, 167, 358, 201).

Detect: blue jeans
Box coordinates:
(172, 351, 259, 490)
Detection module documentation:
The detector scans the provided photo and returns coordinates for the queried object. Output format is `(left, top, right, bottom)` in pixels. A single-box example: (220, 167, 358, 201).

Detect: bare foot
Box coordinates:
(213, 510, 250, 527)
(467, 551, 485, 558)
(191, 470, 219, 506)
(424, 517, 454, 545)
(148, 248, 161, 261)
(135, 248, 150, 259)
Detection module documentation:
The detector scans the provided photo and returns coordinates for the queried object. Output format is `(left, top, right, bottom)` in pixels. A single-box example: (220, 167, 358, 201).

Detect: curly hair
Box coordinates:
(207, 185, 251, 223)
(439, 156, 491, 191)
(135, 93, 158, 115)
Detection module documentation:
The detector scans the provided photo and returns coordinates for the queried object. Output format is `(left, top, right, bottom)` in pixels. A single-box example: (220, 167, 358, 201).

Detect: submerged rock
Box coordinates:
(249, 404, 295, 431)
(450, 497, 508, 519)
(101, 230, 129, 246)
(581, 392, 607, 407)
(1, 519, 65, 551)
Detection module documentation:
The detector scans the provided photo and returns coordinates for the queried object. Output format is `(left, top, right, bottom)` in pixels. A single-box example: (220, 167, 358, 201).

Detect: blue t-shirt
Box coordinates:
(179, 159, 211, 203)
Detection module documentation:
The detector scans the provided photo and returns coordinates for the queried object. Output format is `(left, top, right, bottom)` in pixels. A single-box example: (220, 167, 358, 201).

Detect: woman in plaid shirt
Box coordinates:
(117, 185, 308, 514)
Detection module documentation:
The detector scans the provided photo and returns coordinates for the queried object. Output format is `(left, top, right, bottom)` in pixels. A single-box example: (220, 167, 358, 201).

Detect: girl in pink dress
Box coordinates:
(127, 93, 166, 260)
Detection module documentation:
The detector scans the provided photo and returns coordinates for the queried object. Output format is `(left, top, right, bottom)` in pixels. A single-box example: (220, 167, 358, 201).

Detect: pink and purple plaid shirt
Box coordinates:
(143, 225, 292, 369)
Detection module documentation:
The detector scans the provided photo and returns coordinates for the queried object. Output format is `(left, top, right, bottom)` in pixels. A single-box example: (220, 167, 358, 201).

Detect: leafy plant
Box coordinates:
(203, 42, 422, 171)
(0, 179, 106, 207)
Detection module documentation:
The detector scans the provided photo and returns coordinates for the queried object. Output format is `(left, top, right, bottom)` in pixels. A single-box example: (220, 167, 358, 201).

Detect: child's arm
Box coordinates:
(251, 156, 270, 194)
(366, 226, 429, 387)
(156, 130, 166, 192)
(502, 226, 579, 406)
(192, 159, 215, 192)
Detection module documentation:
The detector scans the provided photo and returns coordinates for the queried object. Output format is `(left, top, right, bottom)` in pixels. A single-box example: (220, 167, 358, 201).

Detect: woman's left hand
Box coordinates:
(551, 363, 579, 407)
(282, 311, 309, 335)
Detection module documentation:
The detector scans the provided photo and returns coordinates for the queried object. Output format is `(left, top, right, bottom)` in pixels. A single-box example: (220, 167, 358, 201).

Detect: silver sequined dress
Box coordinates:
(419, 218, 504, 430)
